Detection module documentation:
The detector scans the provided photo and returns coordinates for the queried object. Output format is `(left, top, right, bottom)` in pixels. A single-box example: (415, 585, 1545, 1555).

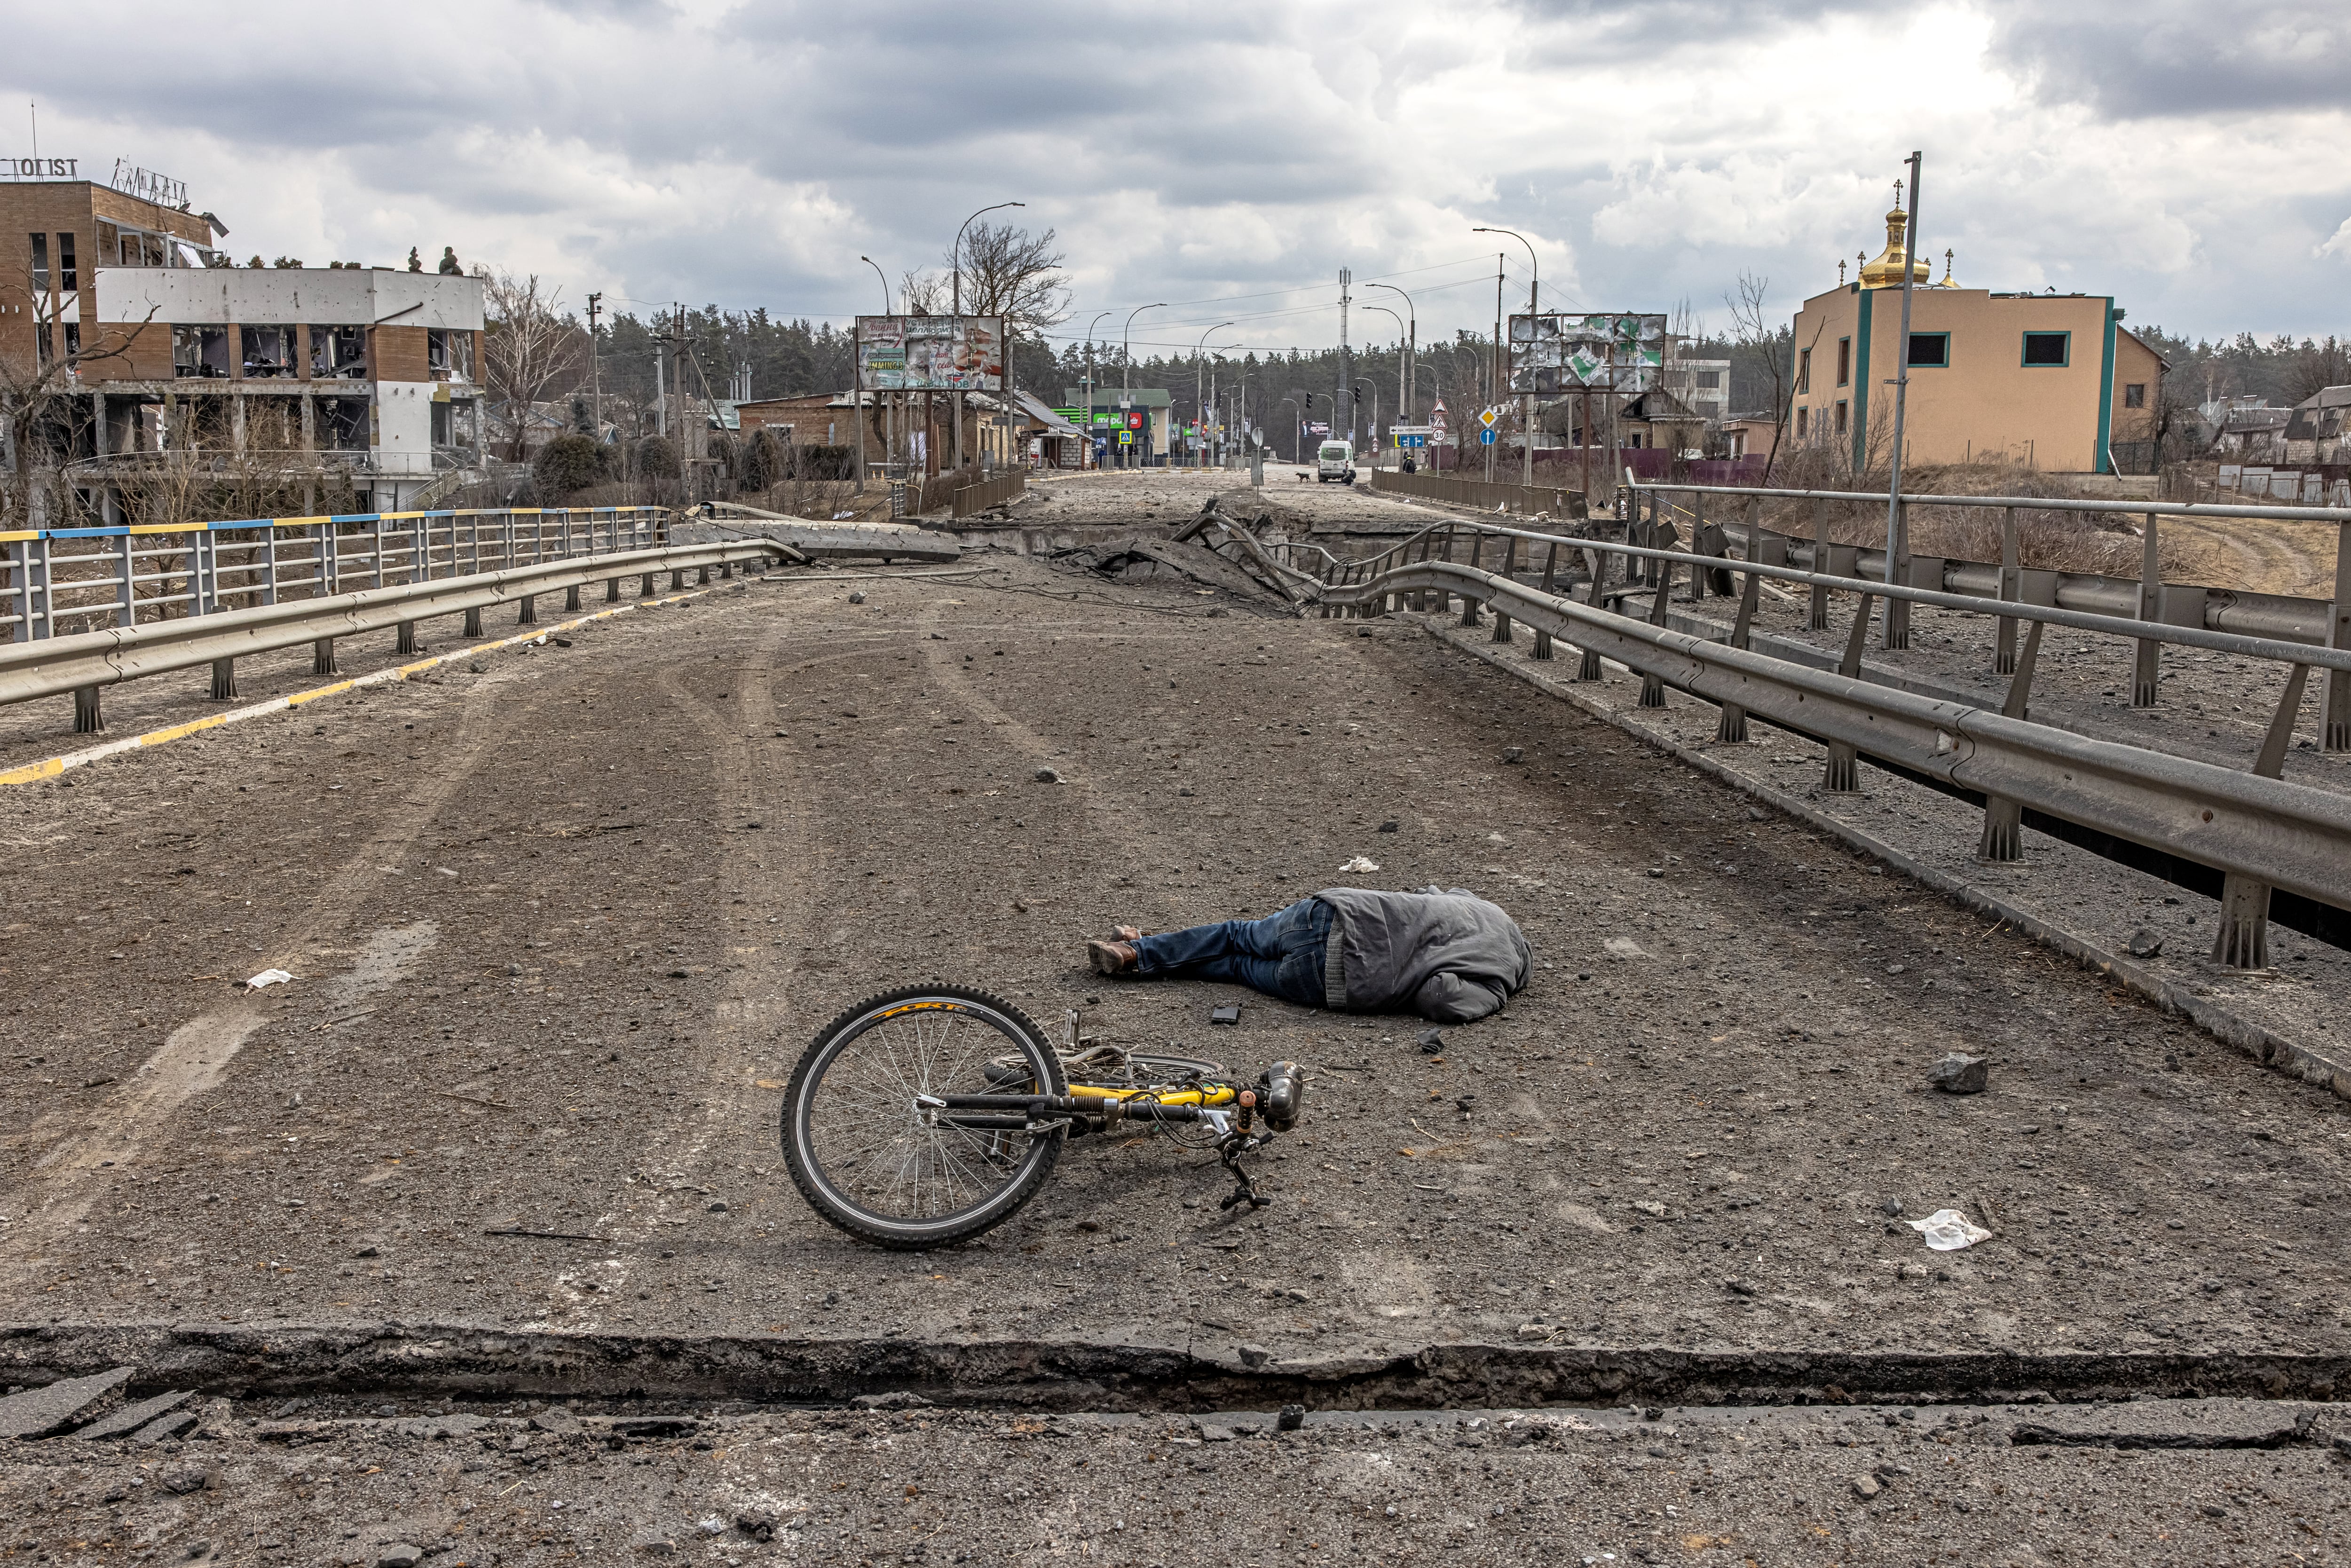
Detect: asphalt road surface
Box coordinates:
(3, 470, 2347, 1560)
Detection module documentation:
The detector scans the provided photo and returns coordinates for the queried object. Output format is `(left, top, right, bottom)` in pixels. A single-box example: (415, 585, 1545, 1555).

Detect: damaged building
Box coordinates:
(0, 167, 485, 527)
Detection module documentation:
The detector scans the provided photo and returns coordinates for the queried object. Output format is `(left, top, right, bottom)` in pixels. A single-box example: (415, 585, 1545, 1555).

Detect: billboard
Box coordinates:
(1506, 313, 1666, 394)
(855, 315, 1004, 391)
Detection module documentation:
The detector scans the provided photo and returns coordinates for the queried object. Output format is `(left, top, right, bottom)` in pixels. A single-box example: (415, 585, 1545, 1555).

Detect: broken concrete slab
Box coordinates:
(73, 1388, 192, 1442)
(2010, 1398, 2319, 1450)
(0, 1367, 134, 1440)
(669, 516, 961, 565)
(1072, 536, 1272, 600)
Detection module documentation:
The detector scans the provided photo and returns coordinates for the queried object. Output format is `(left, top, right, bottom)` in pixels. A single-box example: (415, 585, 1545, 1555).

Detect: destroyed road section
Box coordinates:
(2, 481, 2347, 1378)
(2, 1393, 2348, 1566)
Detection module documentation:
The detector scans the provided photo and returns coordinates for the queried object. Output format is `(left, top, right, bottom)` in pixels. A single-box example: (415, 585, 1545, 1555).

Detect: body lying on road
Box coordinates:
(1088, 886, 1531, 1021)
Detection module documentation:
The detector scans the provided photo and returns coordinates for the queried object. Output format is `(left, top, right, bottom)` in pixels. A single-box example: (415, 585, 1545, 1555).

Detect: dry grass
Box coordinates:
(1736, 457, 2181, 578)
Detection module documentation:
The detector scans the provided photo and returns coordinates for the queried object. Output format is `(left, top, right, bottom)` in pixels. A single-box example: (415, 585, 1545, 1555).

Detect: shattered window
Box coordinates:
(241, 325, 295, 378)
(320, 397, 370, 450)
(311, 325, 368, 379)
(174, 324, 231, 378)
(30, 233, 47, 293)
(57, 233, 76, 292)
(95, 221, 117, 266)
(426, 328, 473, 381)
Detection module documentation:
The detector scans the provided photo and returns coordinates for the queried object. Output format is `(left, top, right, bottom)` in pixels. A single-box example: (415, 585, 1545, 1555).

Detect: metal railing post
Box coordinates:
(1979, 620, 2043, 861)
(1884, 502, 1910, 650)
(1532, 541, 1558, 660)
(1459, 529, 1483, 625)
(1715, 500, 1765, 743)
(2132, 510, 2162, 706)
(113, 529, 134, 630)
(1808, 495, 1830, 631)
(463, 606, 484, 638)
(1491, 535, 1516, 643)
(518, 593, 537, 626)
(1577, 545, 1606, 681)
(1823, 594, 1876, 791)
(1995, 505, 2021, 675)
(2214, 663, 2312, 969)
(1689, 493, 1707, 602)
(2328, 520, 2351, 751)
(1638, 540, 1673, 708)
(565, 583, 583, 612)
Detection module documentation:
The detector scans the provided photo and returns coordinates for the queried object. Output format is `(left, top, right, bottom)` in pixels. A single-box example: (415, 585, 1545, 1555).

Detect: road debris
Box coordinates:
(242, 968, 295, 990)
(1929, 1052, 1988, 1094)
(1906, 1209, 1993, 1251)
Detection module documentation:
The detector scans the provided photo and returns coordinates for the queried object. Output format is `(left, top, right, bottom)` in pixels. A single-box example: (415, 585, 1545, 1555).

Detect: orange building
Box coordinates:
(1786, 202, 2166, 475)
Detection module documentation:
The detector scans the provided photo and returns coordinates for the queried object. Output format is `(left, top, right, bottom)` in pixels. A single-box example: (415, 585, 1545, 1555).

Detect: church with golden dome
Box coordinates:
(1785, 188, 2167, 474)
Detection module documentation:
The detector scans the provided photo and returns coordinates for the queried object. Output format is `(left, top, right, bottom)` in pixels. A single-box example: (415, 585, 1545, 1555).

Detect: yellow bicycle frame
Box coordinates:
(1064, 1082, 1239, 1108)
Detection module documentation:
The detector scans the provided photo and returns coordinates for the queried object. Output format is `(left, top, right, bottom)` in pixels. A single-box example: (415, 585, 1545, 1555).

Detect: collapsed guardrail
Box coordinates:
(0, 539, 786, 735)
(1318, 517, 2351, 972)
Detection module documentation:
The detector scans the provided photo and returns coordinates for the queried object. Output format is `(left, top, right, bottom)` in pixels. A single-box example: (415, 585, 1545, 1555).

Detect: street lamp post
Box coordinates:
(1279, 396, 1302, 463)
(859, 255, 894, 473)
(1081, 309, 1111, 469)
(949, 201, 1024, 473)
(1355, 378, 1380, 473)
(1122, 303, 1166, 469)
(1473, 226, 1540, 484)
(1365, 282, 1416, 432)
(1361, 305, 1405, 469)
(1195, 320, 1235, 468)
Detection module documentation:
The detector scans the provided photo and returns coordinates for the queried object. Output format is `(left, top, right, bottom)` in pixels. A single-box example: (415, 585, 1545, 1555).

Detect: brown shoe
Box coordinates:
(1112, 925, 1147, 942)
(1085, 939, 1137, 975)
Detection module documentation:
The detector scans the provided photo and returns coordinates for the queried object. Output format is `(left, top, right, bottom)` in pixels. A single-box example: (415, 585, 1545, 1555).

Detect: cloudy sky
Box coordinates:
(8, 0, 2346, 357)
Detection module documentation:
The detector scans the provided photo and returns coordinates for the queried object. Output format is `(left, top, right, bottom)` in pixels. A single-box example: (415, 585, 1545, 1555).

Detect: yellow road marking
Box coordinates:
(0, 586, 724, 787)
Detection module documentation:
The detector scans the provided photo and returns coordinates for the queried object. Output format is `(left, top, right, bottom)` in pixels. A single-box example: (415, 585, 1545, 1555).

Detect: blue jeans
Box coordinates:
(1131, 897, 1333, 1009)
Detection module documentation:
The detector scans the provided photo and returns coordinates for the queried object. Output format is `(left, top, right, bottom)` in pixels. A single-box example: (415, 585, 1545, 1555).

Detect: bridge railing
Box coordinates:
(1318, 513, 2351, 973)
(0, 506, 668, 646)
(0, 535, 783, 740)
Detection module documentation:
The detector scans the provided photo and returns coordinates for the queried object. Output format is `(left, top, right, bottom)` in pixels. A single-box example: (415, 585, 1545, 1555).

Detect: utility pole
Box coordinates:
(1489, 255, 1502, 482)
(1337, 268, 1353, 455)
(1885, 151, 1924, 650)
(584, 292, 603, 437)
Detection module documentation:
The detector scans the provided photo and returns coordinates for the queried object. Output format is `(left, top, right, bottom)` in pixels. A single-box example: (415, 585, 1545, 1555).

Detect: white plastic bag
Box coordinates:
(242, 969, 295, 991)
(1340, 855, 1381, 873)
(1906, 1209, 1991, 1251)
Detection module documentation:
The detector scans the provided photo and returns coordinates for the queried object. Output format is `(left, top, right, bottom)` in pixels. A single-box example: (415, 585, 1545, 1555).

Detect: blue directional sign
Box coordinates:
(1479, 429, 1496, 445)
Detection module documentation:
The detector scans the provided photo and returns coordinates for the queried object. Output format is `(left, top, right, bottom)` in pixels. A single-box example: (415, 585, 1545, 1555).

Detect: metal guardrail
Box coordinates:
(0, 537, 782, 736)
(1318, 516, 2351, 970)
(1, 506, 667, 646)
(1622, 481, 2351, 709)
(1372, 469, 1588, 519)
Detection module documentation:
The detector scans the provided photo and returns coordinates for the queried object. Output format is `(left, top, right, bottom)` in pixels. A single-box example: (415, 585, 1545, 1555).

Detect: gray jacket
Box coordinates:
(1316, 886, 1531, 1022)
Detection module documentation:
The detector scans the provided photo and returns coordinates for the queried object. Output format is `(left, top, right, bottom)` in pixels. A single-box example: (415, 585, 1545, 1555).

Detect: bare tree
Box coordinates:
(952, 222, 1070, 335)
(2285, 336, 2351, 405)
(478, 269, 587, 461)
(1724, 271, 1794, 482)
(0, 276, 159, 530)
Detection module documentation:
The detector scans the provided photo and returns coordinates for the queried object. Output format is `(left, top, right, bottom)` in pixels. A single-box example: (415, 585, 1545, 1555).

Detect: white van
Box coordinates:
(1316, 440, 1356, 484)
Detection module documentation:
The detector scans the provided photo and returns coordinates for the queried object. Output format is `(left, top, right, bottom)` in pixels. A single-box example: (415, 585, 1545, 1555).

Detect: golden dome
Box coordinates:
(1859, 197, 1931, 289)
(1933, 248, 1959, 288)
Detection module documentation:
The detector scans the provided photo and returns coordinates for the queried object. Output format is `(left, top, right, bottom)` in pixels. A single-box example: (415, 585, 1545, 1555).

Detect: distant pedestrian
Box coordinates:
(1086, 886, 1530, 1022)
(439, 246, 463, 276)
(406, 247, 423, 273)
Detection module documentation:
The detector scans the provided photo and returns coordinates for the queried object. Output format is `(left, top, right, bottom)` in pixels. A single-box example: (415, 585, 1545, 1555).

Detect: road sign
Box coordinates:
(1391, 424, 1434, 436)
(1477, 408, 1499, 430)
(1479, 429, 1496, 446)
(1393, 433, 1427, 449)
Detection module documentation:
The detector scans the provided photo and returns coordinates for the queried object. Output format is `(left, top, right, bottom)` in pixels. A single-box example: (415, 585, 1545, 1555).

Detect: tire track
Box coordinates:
(0, 678, 513, 1279)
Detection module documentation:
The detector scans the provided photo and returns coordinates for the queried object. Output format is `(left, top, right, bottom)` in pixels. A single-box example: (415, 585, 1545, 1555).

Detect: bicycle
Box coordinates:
(780, 982, 1306, 1250)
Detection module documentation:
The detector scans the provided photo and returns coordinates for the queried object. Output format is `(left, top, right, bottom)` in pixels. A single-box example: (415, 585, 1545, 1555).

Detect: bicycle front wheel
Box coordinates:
(781, 983, 1067, 1249)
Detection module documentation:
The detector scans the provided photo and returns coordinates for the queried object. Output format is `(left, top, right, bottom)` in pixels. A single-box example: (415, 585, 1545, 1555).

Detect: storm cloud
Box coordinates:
(3, 0, 2343, 354)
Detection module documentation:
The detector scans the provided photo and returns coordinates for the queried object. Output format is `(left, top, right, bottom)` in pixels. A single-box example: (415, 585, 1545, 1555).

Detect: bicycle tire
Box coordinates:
(781, 982, 1067, 1249)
